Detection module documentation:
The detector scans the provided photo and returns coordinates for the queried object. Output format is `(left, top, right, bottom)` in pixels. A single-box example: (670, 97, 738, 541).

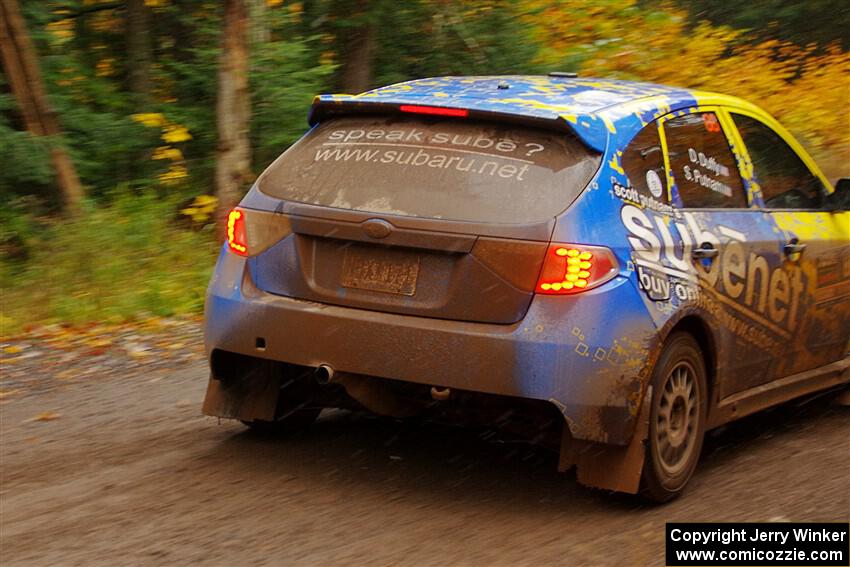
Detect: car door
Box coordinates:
(727, 111, 850, 377)
(658, 108, 792, 397)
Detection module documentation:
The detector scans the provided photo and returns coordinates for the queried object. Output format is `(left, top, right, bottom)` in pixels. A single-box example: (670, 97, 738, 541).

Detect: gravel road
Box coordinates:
(1, 351, 848, 566)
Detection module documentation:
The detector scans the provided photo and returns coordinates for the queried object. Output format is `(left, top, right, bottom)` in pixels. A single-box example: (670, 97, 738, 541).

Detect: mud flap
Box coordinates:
(558, 386, 652, 494)
(201, 366, 280, 422)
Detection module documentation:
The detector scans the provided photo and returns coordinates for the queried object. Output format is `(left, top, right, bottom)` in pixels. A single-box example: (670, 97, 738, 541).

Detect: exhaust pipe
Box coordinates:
(431, 386, 451, 401)
(314, 364, 335, 385)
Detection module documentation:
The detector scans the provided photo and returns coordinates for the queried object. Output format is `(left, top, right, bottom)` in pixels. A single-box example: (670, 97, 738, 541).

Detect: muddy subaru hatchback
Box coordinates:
(203, 75, 850, 501)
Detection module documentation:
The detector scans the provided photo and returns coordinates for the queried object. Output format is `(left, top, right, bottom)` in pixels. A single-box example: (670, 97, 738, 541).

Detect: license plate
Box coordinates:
(342, 246, 420, 296)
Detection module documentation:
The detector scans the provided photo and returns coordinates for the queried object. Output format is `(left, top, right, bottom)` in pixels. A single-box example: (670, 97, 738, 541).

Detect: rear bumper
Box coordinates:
(204, 247, 658, 444)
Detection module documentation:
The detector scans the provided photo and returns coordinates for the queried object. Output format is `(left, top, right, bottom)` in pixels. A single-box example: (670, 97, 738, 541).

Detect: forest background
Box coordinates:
(1, 0, 847, 333)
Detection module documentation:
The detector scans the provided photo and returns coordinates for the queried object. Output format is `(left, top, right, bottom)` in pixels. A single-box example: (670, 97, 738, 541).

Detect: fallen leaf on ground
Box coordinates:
(125, 343, 152, 358)
(31, 412, 61, 422)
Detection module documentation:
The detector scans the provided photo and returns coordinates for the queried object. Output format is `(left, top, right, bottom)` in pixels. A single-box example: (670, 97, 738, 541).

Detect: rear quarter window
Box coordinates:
(257, 116, 601, 224)
(621, 122, 669, 208)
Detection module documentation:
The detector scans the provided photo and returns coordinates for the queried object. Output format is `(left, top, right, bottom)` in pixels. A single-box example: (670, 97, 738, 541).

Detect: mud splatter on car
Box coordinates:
(203, 75, 850, 501)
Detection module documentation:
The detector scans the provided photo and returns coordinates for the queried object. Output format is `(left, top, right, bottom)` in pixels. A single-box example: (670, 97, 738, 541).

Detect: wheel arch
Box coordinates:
(564, 311, 720, 496)
(661, 313, 719, 419)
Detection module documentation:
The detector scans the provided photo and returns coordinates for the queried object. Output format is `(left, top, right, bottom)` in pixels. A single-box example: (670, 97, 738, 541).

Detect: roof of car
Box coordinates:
(310, 75, 764, 152)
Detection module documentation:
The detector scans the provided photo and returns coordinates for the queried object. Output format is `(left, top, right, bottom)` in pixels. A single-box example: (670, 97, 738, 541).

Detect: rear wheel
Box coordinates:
(641, 332, 708, 502)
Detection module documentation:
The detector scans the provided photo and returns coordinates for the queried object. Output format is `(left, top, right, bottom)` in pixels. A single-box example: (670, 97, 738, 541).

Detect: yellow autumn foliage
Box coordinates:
(131, 113, 166, 128)
(162, 124, 192, 144)
(519, 0, 849, 179)
(152, 146, 184, 161)
(180, 194, 220, 224)
(131, 113, 191, 185)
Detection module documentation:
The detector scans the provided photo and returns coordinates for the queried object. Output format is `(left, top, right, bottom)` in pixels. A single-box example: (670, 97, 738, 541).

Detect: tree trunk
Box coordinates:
(0, 0, 84, 211)
(337, 0, 375, 94)
(125, 0, 152, 105)
(249, 0, 269, 46)
(215, 0, 252, 215)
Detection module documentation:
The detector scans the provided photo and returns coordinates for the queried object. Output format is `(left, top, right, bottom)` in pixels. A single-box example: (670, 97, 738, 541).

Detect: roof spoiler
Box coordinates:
(308, 95, 608, 153)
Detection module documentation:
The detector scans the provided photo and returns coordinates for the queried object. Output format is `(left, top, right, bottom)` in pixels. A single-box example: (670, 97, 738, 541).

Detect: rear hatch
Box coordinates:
(245, 112, 601, 324)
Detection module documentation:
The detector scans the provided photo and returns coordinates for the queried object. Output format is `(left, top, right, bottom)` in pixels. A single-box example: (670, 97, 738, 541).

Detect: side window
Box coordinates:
(622, 123, 668, 203)
(732, 114, 824, 209)
(663, 111, 747, 209)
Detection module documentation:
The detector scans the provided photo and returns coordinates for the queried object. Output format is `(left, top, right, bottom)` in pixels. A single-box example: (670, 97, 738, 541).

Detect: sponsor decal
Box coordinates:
(319, 126, 554, 181)
(620, 204, 806, 337)
(646, 169, 664, 198)
(813, 250, 850, 305)
(612, 179, 677, 216)
(636, 265, 698, 302)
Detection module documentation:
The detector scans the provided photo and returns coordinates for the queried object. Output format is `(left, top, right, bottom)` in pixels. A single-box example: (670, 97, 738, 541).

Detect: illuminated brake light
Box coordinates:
(536, 244, 618, 295)
(226, 209, 248, 256)
(399, 105, 468, 118)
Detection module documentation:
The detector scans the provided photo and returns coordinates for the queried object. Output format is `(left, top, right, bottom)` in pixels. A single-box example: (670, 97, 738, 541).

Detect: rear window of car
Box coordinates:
(257, 116, 601, 224)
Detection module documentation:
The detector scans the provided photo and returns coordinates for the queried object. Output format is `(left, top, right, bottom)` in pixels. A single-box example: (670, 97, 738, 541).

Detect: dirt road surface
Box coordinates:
(2, 356, 849, 566)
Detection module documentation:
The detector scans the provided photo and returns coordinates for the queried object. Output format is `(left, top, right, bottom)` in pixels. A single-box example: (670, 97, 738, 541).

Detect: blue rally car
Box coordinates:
(203, 75, 850, 501)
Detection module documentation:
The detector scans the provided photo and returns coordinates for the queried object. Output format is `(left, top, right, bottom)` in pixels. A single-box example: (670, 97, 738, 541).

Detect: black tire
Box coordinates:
(641, 332, 708, 503)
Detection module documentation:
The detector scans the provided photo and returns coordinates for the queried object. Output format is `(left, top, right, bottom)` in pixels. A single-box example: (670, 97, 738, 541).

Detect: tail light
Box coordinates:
(399, 104, 469, 118)
(536, 243, 618, 295)
(225, 207, 293, 257)
(226, 209, 248, 256)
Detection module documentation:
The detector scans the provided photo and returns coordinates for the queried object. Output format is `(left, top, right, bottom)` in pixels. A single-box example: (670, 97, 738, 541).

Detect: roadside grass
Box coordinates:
(0, 191, 219, 337)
